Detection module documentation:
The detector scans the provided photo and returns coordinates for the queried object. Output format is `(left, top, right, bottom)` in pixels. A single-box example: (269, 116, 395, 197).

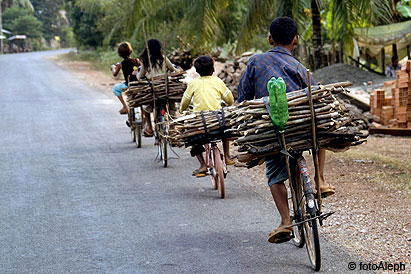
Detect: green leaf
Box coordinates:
(397, 2, 411, 18)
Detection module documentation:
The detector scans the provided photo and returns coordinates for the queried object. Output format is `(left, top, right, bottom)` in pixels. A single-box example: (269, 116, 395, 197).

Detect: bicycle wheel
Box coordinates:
(297, 157, 321, 271)
(129, 109, 136, 142)
(289, 170, 305, 248)
(205, 145, 218, 190)
(161, 137, 168, 167)
(213, 148, 225, 199)
(135, 124, 142, 148)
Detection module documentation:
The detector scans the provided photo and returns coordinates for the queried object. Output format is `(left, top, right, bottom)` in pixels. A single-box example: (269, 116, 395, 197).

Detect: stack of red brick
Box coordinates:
(370, 60, 411, 128)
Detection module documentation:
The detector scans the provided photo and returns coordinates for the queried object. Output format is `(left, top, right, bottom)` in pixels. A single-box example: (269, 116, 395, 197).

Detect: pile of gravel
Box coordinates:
(313, 64, 389, 86)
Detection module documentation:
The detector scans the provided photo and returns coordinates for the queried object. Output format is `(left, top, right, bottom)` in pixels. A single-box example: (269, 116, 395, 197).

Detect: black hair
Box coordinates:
(194, 55, 214, 76)
(392, 56, 398, 63)
(269, 16, 298, 45)
(117, 42, 133, 59)
(140, 39, 164, 71)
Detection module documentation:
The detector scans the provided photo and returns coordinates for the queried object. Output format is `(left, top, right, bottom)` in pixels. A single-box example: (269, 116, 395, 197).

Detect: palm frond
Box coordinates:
(235, 0, 277, 54)
(75, 0, 110, 14)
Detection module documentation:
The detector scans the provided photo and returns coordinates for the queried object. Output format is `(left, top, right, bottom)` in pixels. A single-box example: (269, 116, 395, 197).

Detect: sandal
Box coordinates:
(225, 158, 236, 166)
(319, 184, 336, 198)
(143, 129, 154, 137)
(268, 227, 293, 244)
(192, 169, 199, 176)
(195, 172, 207, 178)
(193, 167, 207, 177)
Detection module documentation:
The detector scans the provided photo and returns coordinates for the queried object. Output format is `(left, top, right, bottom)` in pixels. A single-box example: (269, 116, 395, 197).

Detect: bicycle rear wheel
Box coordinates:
(213, 148, 225, 199)
(135, 124, 142, 148)
(289, 170, 305, 248)
(206, 146, 218, 190)
(304, 215, 321, 271)
(161, 137, 168, 167)
(129, 109, 136, 142)
(297, 157, 321, 271)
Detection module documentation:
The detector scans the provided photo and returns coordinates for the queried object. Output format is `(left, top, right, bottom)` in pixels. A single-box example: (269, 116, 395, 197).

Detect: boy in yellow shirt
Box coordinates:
(180, 56, 234, 177)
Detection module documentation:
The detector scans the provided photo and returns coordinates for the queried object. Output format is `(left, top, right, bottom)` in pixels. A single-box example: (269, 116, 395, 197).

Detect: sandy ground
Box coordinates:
(52, 53, 411, 270)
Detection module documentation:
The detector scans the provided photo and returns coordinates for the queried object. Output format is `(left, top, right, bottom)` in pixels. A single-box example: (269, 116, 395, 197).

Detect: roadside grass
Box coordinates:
(328, 144, 411, 192)
(60, 49, 120, 75)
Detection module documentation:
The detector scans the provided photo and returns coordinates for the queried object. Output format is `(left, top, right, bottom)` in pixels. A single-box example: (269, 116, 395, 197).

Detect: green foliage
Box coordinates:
(70, 4, 104, 48)
(1, 0, 34, 10)
(67, 0, 398, 60)
(31, 0, 65, 41)
(323, 0, 393, 57)
(1, 6, 30, 30)
(10, 14, 42, 38)
(397, 0, 411, 18)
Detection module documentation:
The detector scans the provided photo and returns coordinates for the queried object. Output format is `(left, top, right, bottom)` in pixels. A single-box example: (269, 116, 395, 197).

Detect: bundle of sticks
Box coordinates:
(169, 81, 368, 167)
(125, 72, 187, 108)
(169, 106, 239, 146)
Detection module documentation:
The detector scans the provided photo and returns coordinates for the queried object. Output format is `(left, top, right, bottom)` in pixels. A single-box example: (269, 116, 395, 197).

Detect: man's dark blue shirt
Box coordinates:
(237, 46, 313, 102)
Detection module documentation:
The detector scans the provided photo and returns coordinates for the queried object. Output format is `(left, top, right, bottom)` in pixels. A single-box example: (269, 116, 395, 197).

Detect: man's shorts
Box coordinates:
(113, 82, 128, 96)
(265, 153, 294, 186)
(190, 145, 205, 157)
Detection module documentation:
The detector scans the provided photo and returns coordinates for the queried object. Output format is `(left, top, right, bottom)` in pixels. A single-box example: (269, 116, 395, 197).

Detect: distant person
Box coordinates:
(237, 16, 335, 244)
(179, 56, 234, 177)
(385, 56, 401, 77)
(136, 38, 180, 137)
(111, 42, 141, 115)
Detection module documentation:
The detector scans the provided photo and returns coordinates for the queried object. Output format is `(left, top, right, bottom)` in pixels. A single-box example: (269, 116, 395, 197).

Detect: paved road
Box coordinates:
(0, 51, 357, 274)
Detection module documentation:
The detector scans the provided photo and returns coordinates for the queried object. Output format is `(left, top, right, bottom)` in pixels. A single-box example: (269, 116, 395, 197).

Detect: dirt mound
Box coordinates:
(313, 64, 388, 86)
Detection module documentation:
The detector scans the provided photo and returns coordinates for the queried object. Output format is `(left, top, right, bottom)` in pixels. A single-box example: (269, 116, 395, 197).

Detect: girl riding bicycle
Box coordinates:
(136, 38, 180, 137)
(111, 42, 141, 115)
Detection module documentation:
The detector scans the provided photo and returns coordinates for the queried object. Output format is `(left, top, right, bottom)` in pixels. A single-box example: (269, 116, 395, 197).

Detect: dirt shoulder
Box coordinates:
(52, 52, 410, 269)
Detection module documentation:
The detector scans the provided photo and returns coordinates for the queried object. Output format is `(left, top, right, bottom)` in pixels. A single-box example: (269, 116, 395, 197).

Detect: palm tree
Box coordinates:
(324, 0, 393, 57)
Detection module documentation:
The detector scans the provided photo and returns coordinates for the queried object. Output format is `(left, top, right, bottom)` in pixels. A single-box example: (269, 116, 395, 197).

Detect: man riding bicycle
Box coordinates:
(237, 17, 335, 244)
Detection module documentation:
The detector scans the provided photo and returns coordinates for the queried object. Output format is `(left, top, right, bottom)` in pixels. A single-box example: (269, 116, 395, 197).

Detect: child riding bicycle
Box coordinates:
(179, 55, 234, 177)
(136, 38, 180, 137)
(111, 42, 141, 115)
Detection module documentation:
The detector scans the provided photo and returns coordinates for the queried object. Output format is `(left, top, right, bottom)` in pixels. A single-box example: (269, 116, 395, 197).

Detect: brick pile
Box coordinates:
(370, 60, 411, 128)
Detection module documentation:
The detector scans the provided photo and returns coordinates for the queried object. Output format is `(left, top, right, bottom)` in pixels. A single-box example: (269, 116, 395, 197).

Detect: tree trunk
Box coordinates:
(0, 5, 3, 54)
(311, 0, 323, 70)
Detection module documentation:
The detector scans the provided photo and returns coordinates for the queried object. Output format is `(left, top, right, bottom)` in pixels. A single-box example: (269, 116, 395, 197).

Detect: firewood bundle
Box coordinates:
(232, 82, 368, 167)
(169, 107, 239, 147)
(125, 72, 187, 108)
(167, 49, 193, 70)
(169, 81, 368, 167)
(217, 52, 254, 99)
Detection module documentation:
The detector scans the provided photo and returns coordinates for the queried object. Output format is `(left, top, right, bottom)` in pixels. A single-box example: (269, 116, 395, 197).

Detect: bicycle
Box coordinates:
(204, 141, 227, 199)
(154, 98, 169, 167)
(128, 106, 143, 148)
(281, 70, 333, 271)
(283, 149, 333, 271)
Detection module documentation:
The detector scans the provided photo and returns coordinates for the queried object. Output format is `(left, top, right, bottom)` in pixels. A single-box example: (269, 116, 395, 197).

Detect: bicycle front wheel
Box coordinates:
(213, 148, 225, 199)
